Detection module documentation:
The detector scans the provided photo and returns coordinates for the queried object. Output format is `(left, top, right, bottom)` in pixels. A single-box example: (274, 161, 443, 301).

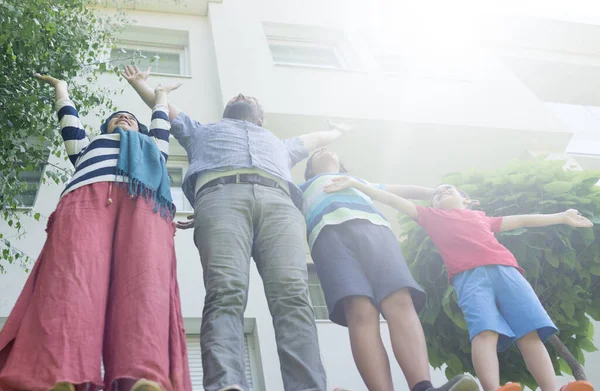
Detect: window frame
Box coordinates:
(167, 158, 194, 214)
(267, 36, 348, 70)
(13, 162, 47, 211)
(109, 40, 190, 77)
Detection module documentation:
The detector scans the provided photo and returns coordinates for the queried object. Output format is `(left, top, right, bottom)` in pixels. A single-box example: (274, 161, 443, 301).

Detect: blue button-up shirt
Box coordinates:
(171, 112, 309, 206)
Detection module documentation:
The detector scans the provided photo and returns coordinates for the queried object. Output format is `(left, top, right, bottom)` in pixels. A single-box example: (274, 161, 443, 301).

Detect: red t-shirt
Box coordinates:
(415, 205, 523, 280)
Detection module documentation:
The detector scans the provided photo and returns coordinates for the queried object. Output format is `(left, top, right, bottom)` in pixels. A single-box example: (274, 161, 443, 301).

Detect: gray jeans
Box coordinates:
(193, 183, 326, 391)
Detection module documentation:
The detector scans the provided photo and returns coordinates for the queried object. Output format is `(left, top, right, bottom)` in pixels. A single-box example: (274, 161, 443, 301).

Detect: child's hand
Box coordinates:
(563, 209, 593, 228)
(154, 82, 182, 95)
(121, 65, 151, 85)
(323, 176, 357, 193)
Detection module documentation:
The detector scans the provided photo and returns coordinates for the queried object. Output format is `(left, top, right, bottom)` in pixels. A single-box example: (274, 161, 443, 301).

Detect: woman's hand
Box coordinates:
(34, 73, 67, 89)
(323, 176, 358, 193)
(34, 73, 69, 100)
(121, 65, 151, 85)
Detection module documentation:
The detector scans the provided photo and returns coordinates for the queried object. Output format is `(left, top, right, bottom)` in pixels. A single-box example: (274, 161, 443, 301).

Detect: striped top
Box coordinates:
(299, 174, 391, 249)
(56, 99, 170, 197)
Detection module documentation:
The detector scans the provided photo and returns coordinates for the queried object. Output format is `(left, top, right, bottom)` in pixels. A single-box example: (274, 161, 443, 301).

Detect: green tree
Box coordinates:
(399, 158, 600, 389)
(0, 0, 125, 272)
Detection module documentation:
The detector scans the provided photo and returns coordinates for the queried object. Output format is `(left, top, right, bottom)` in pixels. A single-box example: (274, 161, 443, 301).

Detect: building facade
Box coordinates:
(1, 0, 599, 389)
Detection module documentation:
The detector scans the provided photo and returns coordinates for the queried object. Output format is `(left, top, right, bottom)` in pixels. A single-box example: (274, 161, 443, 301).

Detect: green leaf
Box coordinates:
(561, 302, 575, 318)
(590, 264, 600, 276)
(501, 227, 528, 236)
(543, 181, 573, 194)
(558, 358, 573, 376)
(579, 337, 598, 352)
(33, 212, 40, 221)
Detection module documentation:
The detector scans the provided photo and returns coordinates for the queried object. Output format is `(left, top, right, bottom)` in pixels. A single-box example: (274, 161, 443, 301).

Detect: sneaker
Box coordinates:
(216, 385, 244, 391)
(50, 383, 75, 391)
(496, 383, 522, 391)
(427, 374, 480, 391)
(560, 381, 594, 391)
(131, 379, 162, 391)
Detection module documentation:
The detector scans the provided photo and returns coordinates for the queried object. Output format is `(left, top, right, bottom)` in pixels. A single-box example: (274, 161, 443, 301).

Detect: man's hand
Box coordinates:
(563, 209, 593, 228)
(176, 215, 195, 230)
(327, 120, 354, 134)
(34, 73, 67, 90)
(298, 120, 355, 151)
(323, 176, 358, 193)
(154, 82, 183, 95)
(121, 65, 151, 85)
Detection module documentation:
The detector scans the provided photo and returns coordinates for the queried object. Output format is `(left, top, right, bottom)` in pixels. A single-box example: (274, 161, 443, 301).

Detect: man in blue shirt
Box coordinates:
(125, 65, 350, 391)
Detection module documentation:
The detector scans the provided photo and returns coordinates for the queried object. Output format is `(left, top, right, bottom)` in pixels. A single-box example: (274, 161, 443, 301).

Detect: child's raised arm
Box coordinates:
(323, 177, 418, 219)
(499, 209, 593, 232)
(384, 184, 434, 200)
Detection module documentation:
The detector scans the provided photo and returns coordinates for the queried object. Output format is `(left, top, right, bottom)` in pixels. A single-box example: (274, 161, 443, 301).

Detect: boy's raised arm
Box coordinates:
(324, 177, 418, 219)
(500, 209, 593, 232)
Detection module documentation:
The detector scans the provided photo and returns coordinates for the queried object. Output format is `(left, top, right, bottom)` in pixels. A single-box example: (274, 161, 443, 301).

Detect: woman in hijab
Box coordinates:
(0, 73, 191, 391)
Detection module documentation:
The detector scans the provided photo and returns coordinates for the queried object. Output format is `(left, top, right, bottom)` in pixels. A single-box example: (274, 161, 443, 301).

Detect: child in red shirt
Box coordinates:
(324, 178, 594, 391)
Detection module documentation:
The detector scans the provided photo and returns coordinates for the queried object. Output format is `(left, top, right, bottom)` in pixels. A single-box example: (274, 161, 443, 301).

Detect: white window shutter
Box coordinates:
(186, 334, 254, 391)
(100, 334, 255, 391)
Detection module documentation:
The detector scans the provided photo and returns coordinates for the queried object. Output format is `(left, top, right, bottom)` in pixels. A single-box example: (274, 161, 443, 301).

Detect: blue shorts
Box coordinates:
(311, 219, 426, 327)
(452, 265, 558, 352)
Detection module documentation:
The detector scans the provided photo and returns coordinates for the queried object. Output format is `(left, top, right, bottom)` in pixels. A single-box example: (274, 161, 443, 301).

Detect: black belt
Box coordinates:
(196, 173, 282, 197)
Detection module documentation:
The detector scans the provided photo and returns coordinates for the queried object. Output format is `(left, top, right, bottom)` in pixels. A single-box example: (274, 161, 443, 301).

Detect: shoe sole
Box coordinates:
(497, 384, 523, 391)
(131, 379, 162, 391)
(448, 376, 481, 391)
(50, 383, 75, 391)
(563, 381, 594, 391)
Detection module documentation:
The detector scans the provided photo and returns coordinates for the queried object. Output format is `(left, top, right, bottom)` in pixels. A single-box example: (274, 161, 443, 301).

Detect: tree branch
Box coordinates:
(548, 334, 587, 380)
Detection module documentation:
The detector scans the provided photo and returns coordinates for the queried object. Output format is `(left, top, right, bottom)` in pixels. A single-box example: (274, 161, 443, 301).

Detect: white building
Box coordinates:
(1, 0, 599, 390)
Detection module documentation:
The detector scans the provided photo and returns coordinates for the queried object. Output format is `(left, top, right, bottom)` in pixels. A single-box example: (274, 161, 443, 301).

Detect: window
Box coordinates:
(168, 166, 193, 214)
(102, 333, 259, 390)
(14, 163, 45, 208)
(307, 265, 329, 320)
(187, 334, 256, 391)
(268, 40, 346, 69)
(110, 46, 184, 75)
(109, 26, 189, 76)
(263, 22, 360, 71)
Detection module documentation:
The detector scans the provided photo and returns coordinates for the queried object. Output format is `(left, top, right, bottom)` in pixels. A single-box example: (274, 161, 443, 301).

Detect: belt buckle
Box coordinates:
(235, 173, 241, 184)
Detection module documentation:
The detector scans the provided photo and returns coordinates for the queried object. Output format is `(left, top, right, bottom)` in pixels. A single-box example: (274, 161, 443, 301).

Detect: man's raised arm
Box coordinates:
(297, 121, 352, 151)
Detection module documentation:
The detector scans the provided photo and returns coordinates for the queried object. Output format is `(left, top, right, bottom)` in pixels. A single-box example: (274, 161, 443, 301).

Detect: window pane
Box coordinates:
(307, 269, 329, 320)
(14, 166, 43, 207)
(168, 167, 188, 212)
(110, 48, 181, 75)
(269, 43, 341, 68)
(168, 167, 183, 187)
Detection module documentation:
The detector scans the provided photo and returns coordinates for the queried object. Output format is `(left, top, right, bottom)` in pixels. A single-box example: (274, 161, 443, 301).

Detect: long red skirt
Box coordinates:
(0, 183, 192, 391)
